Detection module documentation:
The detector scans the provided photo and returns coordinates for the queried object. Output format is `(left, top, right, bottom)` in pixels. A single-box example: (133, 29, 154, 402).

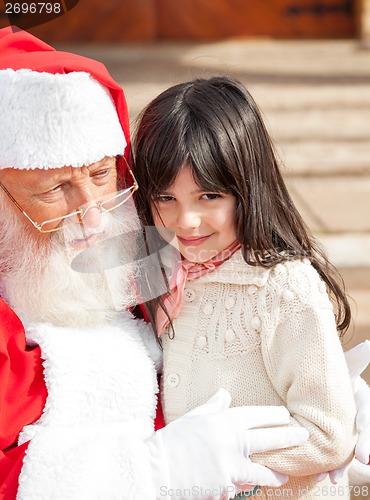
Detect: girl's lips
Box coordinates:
(177, 235, 211, 246)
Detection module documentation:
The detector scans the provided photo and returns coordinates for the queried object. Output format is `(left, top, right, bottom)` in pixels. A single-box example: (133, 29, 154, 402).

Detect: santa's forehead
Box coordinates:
(0, 156, 116, 187)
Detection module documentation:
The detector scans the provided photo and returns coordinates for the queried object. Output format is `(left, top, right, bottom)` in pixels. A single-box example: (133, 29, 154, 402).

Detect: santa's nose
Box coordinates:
(79, 205, 102, 228)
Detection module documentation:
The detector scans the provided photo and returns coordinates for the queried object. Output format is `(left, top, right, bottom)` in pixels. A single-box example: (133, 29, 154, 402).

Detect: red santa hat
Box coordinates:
(0, 27, 130, 171)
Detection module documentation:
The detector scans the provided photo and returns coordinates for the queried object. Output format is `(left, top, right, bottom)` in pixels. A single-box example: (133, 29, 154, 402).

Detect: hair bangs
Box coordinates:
(147, 149, 188, 198)
(185, 115, 236, 195)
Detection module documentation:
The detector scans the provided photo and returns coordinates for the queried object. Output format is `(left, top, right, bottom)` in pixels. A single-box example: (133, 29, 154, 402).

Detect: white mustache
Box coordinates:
(60, 216, 111, 245)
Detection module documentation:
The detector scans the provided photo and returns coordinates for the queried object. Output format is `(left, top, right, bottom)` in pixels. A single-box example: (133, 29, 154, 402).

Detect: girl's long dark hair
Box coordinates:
(132, 76, 351, 338)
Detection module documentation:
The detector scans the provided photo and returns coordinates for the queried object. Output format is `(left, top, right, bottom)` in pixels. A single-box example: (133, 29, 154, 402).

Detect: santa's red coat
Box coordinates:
(0, 298, 46, 499)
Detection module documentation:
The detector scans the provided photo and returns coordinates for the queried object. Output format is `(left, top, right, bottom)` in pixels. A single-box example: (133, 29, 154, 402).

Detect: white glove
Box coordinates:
(317, 340, 370, 485)
(349, 341, 370, 465)
(146, 388, 309, 500)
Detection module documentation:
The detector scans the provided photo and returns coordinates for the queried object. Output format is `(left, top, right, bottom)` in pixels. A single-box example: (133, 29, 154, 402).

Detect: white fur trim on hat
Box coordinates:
(0, 69, 127, 170)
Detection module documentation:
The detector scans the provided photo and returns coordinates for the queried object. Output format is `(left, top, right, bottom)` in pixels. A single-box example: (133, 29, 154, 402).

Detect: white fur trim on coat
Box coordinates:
(17, 317, 158, 499)
(0, 69, 126, 170)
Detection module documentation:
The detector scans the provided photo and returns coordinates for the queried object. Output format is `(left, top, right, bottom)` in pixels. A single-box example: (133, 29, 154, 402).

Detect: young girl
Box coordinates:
(132, 76, 357, 499)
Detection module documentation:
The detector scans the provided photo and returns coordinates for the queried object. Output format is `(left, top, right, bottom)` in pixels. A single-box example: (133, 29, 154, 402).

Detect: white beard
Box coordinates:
(0, 196, 141, 328)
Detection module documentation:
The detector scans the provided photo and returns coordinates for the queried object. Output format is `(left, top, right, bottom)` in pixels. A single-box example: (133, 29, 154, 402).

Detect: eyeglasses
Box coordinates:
(0, 159, 138, 233)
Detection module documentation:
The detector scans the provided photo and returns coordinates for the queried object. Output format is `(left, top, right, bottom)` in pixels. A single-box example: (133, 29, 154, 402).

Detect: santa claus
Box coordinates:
(0, 28, 316, 500)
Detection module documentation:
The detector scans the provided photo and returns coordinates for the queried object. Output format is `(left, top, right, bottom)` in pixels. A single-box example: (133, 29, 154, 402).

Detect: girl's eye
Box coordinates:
(156, 195, 174, 202)
(202, 193, 222, 200)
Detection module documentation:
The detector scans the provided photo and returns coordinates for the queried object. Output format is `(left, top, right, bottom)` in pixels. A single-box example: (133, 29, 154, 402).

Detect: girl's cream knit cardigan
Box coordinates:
(161, 250, 357, 499)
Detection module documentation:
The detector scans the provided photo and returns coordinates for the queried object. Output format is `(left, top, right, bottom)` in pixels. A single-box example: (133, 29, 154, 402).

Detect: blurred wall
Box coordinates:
(0, 0, 360, 43)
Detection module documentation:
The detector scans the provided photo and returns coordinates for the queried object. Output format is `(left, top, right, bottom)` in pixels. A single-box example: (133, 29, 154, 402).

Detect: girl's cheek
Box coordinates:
(150, 208, 177, 244)
(158, 226, 177, 244)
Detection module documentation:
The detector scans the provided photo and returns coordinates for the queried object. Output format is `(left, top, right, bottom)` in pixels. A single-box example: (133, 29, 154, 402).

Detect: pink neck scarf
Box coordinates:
(156, 240, 241, 335)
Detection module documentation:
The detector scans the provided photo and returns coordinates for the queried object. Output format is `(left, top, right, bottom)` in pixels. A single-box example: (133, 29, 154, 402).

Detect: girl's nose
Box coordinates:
(177, 209, 201, 229)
